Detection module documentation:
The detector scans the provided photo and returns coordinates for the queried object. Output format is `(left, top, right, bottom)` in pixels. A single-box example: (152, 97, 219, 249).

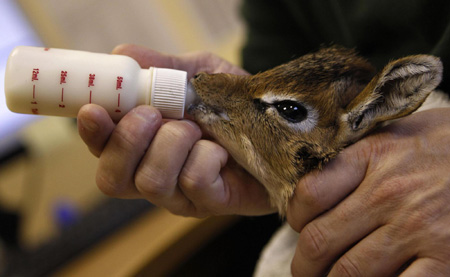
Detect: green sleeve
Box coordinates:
(241, 0, 450, 93)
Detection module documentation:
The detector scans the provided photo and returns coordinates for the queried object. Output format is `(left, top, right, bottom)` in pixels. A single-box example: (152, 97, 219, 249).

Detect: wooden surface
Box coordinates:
(55, 209, 238, 276)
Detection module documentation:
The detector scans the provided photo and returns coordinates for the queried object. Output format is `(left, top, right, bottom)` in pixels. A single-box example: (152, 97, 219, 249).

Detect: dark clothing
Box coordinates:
(241, 0, 450, 93)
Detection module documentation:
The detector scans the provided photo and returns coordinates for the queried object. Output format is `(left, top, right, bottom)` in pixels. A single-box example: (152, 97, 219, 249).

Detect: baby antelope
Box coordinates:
(189, 46, 443, 215)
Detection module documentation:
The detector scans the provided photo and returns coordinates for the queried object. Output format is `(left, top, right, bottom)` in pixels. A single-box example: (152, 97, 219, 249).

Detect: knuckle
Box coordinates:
(178, 171, 205, 193)
(391, 200, 439, 236)
(135, 166, 172, 198)
(298, 222, 330, 261)
(178, 140, 225, 193)
(112, 109, 160, 150)
(159, 121, 201, 144)
(178, 173, 223, 216)
(112, 126, 140, 151)
(332, 255, 363, 277)
(368, 177, 416, 208)
(96, 171, 127, 197)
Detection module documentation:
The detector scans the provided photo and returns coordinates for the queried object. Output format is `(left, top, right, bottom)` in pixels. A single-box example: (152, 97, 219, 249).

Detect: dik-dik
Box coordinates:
(188, 47, 446, 275)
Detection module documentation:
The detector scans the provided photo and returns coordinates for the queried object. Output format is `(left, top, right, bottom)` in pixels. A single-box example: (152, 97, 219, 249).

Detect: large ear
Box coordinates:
(343, 55, 443, 137)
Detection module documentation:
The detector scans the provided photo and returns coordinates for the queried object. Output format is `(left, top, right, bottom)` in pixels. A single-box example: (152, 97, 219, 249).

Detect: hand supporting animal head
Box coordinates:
(188, 47, 443, 215)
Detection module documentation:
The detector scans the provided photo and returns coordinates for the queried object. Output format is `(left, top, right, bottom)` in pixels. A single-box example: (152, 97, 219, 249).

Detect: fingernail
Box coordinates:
(133, 105, 161, 121)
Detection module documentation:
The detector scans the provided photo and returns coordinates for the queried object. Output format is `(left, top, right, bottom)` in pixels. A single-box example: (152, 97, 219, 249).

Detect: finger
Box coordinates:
(112, 44, 177, 69)
(291, 193, 379, 276)
(112, 44, 248, 78)
(287, 139, 371, 232)
(179, 141, 276, 215)
(96, 105, 162, 198)
(400, 258, 450, 277)
(326, 225, 415, 277)
(220, 158, 277, 215)
(178, 140, 229, 215)
(134, 120, 203, 216)
(77, 104, 115, 157)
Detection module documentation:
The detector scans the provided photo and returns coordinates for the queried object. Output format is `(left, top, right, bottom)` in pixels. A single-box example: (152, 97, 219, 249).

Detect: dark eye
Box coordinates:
(274, 100, 308, 123)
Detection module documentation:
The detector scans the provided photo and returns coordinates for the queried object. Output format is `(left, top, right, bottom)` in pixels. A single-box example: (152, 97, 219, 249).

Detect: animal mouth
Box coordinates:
(188, 102, 230, 122)
(187, 82, 230, 121)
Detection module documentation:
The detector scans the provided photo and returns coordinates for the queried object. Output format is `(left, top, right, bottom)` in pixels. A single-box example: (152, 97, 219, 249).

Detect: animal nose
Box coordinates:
(193, 72, 208, 81)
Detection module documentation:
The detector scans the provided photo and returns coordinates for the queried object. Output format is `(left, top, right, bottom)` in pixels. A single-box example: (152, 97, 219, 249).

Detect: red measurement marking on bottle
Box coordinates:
(115, 93, 121, 113)
(60, 71, 68, 84)
(31, 85, 37, 104)
(31, 68, 39, 104)
(31, 68, 39, 81)
(88, 74, 95, 87)
(31, 108, 39, 114)
(116, 76, 123, 90)
(88, 74, 95, 104)
(59, 88, 65, 108)
(115, 76, 123, 112)
(59, 71, 67, 108)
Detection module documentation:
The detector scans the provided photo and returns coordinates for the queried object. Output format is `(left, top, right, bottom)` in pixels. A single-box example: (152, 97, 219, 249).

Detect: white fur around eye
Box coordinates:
(260, 93, 319, 133)
(289, 105, 318, 132)
(261, 92, 294, 104)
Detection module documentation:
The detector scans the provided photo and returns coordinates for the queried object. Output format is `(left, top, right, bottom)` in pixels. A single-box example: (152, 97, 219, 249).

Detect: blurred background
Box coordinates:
(0, 0, 281, 276)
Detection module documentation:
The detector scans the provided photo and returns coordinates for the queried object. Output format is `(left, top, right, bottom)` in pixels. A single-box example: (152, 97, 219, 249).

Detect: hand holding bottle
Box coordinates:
(77, 44, 275, 216)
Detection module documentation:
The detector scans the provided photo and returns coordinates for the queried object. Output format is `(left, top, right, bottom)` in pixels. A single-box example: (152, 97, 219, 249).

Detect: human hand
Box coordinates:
(287, 108, 450, 276)
(77, 44, 275, 217)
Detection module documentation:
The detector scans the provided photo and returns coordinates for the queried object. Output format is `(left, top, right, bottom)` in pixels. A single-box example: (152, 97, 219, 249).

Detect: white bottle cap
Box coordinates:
(151, 67, 187, 119)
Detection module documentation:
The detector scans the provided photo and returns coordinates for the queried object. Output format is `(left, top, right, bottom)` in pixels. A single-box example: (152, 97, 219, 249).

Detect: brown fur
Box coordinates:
(188, 46, 443, 214)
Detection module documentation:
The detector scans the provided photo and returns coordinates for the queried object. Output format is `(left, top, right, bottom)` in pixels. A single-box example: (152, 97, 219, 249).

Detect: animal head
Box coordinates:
(188, 47, 443, 214)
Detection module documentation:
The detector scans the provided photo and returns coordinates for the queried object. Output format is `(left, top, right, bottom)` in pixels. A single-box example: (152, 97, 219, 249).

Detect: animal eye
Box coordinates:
(274, 100, 308, 123)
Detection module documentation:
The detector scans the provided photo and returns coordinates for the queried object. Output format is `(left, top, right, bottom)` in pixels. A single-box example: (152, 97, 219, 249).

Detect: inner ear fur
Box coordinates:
(345, 55, 443, 132)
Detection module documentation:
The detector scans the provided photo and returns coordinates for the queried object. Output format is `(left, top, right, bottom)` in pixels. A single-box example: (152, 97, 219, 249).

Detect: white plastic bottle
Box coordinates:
(4, 46, 197, 121)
